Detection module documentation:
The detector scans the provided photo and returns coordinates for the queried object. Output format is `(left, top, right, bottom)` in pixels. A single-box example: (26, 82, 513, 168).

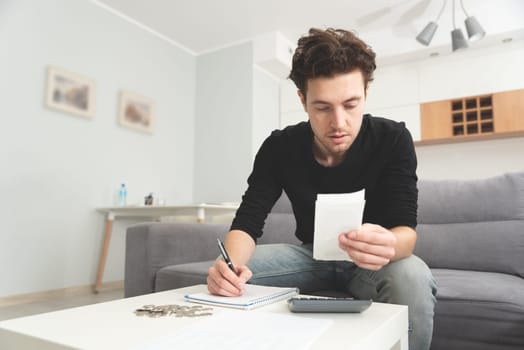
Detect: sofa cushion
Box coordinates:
(415, 172, 524, 278)
(270, 191, 293, 214)
(418, 172, 524, 224)
(431, 268, 524, 350)
(257, 213, 300, 245)
(415, 220, 524, 277)
(155, 260, 213, 292)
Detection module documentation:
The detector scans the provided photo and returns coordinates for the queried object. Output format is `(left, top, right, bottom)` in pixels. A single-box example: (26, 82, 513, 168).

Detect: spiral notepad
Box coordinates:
(184, 284, 299, 310)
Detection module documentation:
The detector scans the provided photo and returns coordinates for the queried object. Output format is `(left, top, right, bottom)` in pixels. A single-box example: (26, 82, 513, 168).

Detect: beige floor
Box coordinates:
(0, 288, 124, 321)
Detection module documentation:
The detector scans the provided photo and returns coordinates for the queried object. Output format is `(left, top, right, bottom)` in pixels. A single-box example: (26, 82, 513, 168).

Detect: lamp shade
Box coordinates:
(465, 16, 486, 41)
(416, 21, 438, 46)
(451, 28, 468, 51)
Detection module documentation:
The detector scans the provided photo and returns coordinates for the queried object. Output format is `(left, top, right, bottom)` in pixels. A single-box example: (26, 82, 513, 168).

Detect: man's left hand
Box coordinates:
(338, 223, 397, 270)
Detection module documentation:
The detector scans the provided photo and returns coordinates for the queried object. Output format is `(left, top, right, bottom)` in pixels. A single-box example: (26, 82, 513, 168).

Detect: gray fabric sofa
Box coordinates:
(125, 172, 524, 350)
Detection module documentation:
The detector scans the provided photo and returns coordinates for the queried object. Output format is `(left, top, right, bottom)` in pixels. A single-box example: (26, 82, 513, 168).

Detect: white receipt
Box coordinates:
(313, 190, 366, 261)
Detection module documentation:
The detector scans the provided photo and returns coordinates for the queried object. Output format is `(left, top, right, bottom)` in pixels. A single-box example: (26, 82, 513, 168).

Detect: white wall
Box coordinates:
(252, 66, 281, 160)
(193, 42, 254, 203)
(280, 79, 307, 128)
(365, 63, 422, 140)
(416, 137, 524, 180)
(0, 0, 196, 297)
(193, 44, 283, 204)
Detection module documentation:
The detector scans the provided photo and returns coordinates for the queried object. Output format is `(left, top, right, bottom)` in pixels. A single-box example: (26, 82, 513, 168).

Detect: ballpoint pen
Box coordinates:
(217, 238, 237, 274)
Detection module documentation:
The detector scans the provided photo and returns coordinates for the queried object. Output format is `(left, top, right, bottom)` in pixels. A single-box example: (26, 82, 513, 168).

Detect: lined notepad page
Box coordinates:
(184, 284, 298, 310)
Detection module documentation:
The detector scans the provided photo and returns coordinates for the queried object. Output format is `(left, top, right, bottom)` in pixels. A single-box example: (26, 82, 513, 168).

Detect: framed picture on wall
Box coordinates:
(118, 90, 154, 134)
(45, 66, 96, 119)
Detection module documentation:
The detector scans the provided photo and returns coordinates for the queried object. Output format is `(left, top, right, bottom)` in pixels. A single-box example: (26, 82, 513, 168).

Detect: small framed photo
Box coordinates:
(45, 66, 96, 119)
(118, 90, 154, 134)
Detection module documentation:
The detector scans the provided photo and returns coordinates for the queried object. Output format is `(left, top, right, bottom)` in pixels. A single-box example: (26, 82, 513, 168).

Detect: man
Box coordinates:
(207, 28, 437, 350)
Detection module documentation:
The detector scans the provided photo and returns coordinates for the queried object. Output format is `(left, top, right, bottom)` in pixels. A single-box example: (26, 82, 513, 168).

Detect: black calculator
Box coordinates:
(287, 297, 372, 313)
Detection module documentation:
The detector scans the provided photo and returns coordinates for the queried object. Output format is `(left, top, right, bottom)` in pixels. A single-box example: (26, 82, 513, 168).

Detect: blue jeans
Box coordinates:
(247, 244, 437, 350)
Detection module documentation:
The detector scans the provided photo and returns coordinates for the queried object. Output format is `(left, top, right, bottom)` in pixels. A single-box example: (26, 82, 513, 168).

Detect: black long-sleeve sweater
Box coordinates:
(231, 114, 418, 244)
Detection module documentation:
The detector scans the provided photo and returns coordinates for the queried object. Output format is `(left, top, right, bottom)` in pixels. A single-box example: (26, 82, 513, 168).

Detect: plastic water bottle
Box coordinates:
(118, 183, 127, 206)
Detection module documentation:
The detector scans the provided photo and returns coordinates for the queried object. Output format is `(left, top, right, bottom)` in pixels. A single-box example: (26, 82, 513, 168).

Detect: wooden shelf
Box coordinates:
(420, 88, 524, 143)
(415, 130, 524, 146)
(450, 95, 493, 136)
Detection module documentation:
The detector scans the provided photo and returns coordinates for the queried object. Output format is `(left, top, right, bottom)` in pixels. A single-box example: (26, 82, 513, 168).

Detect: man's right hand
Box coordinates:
(207, 259, 253, 296)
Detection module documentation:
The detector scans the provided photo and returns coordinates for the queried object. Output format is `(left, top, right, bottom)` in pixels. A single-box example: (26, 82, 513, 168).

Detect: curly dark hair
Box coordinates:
(288, 28, 376, 96)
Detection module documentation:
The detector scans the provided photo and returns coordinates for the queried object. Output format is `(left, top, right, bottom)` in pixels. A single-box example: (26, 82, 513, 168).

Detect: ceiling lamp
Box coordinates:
(461, 0, 486, 42)
(416, 0, 446, 46)
(416, 0, 486, 52)
(451, 0, 468, 51)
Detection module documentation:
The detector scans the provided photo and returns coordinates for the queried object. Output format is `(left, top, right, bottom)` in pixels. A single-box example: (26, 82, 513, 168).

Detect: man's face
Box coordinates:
(299, 70, 367, 165)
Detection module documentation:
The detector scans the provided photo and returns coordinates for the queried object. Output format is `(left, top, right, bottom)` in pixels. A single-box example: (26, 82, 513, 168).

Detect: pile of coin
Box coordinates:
(134, 304, 213, 318)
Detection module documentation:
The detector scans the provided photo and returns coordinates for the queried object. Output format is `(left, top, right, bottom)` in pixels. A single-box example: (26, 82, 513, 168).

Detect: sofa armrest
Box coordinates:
(125, 222, 229, 297)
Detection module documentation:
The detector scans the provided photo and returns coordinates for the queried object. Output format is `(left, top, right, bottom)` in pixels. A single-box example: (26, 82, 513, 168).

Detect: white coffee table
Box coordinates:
(0, 285, 408, 350)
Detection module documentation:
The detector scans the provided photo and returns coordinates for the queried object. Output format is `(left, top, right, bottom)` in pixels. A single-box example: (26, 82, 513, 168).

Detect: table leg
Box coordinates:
(94, 213, 115, 293)
(196, 207, 205, 223)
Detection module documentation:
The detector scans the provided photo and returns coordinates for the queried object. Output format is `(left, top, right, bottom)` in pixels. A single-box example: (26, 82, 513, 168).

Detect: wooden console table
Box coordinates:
(94, 204, 238, 293)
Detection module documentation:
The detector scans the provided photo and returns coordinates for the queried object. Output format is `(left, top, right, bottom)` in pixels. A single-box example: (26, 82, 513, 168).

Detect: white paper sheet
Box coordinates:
(313, 190, 366, 261)
(136, 311, 332, 350)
